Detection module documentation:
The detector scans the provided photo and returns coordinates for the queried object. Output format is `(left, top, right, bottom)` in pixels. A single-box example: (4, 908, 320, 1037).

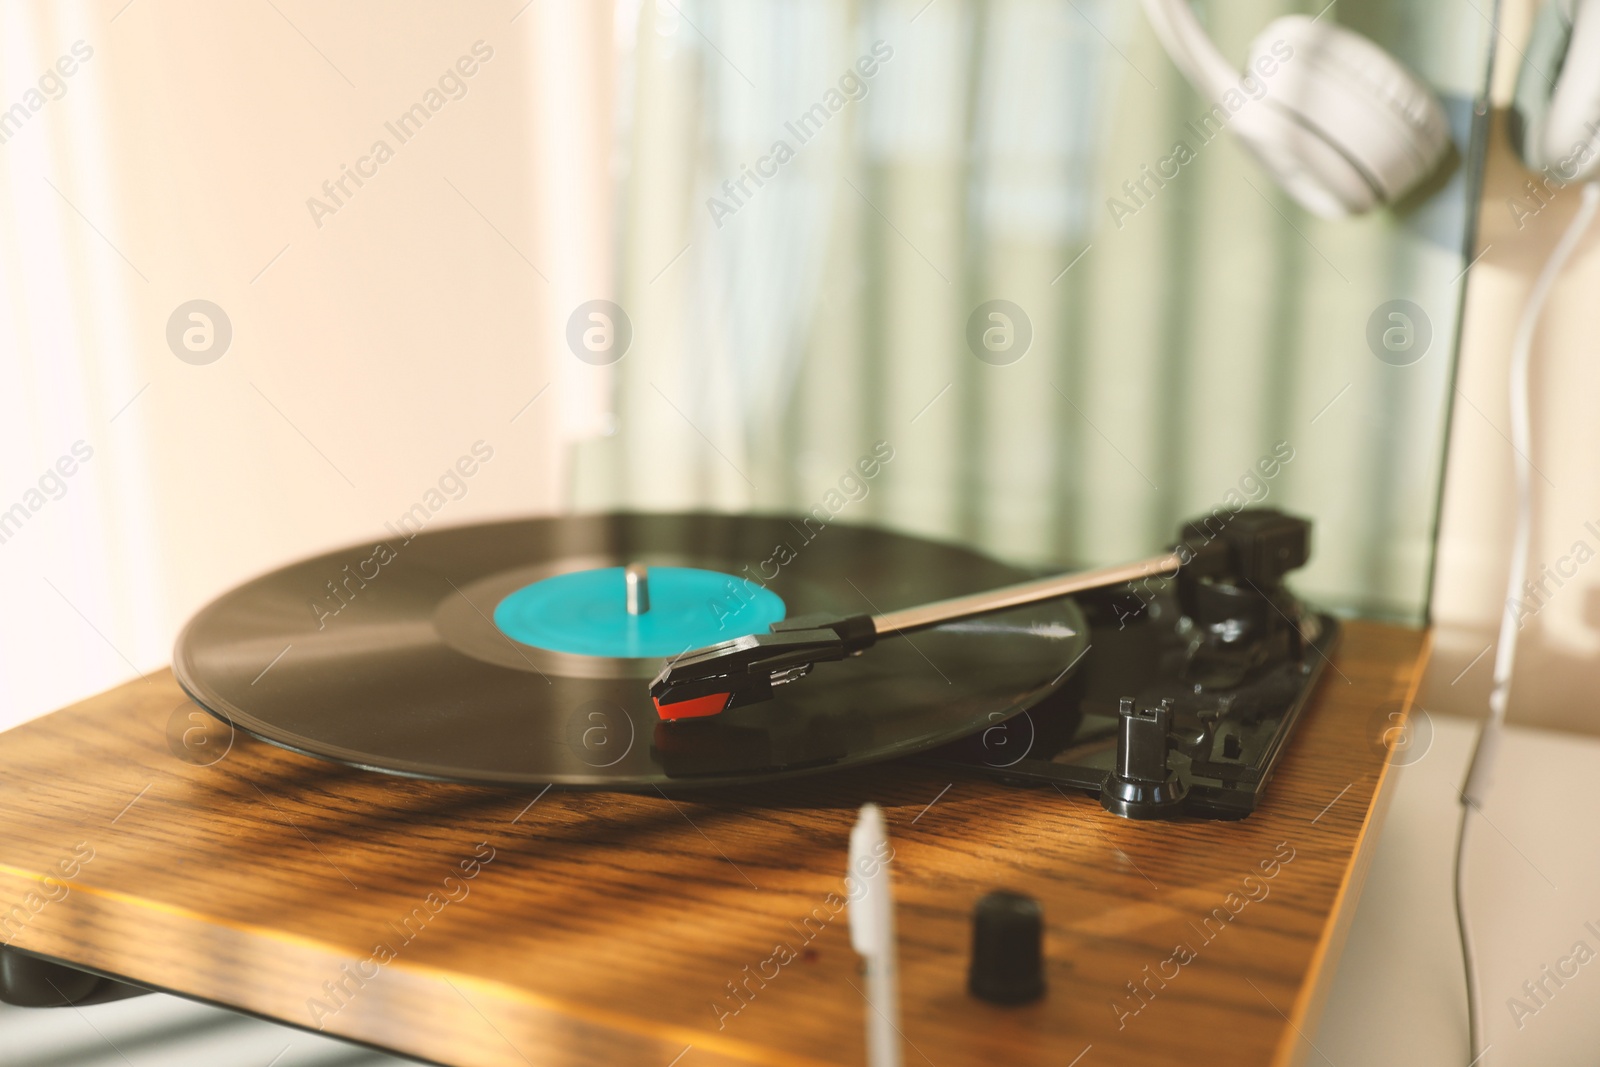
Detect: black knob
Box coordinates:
(967, 890, 1046, 1005)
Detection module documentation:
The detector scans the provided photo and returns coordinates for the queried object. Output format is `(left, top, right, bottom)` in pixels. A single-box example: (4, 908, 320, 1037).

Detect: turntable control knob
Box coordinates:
(625, 563, 650, 615)
(967, 890, 1046, 1005)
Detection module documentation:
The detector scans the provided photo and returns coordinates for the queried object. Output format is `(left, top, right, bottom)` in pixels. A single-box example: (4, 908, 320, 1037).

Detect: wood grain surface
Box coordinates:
(0, 621, 1427, 1067)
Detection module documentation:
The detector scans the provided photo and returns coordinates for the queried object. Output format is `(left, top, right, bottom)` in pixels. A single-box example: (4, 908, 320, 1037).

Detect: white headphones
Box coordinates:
(1511, 0, 1600, 181)
(1140, 0, 1452, 218)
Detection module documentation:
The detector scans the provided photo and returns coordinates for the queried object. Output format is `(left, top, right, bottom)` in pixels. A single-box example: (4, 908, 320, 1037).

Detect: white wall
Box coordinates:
(1424, 0, 1600, 734)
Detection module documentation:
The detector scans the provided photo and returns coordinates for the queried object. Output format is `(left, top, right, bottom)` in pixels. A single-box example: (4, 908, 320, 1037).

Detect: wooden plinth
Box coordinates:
(0, 621, 1427, 1067)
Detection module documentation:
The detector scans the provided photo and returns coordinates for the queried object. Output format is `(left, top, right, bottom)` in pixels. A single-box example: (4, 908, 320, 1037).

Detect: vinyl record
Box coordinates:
(173, 513, 1088, 789)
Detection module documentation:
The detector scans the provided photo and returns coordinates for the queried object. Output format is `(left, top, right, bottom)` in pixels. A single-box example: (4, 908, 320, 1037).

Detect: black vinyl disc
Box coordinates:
(173, 513, 1088, 789)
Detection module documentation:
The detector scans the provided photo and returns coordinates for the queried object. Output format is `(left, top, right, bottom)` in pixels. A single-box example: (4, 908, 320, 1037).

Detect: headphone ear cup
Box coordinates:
(1230, 104, 1381, 217)
(1244, 16, 1451, 211)
(1511, 0, 1577, 171)
(1527, 0, 1600, 182)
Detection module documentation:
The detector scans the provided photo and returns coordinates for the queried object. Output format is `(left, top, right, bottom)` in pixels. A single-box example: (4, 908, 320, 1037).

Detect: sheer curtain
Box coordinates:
(1, 3, 578, 732)
(0, 0, 1493, 743)
(573, 0, 1493, 621)
(0, 1, 163, 729)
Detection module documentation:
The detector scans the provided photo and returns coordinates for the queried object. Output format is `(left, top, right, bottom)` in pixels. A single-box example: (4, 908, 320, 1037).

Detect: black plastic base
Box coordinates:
(1099, 773, 1187, 819)
(922, 582, 1339, 821)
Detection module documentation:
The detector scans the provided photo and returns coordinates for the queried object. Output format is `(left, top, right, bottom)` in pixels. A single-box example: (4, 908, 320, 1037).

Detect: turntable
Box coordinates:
(0, 506, 1428, 1067)
(172, 507, 1334, 820)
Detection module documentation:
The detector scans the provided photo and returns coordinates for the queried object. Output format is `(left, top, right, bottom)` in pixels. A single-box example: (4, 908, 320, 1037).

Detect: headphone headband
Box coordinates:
(1139, 0, 1451, 217)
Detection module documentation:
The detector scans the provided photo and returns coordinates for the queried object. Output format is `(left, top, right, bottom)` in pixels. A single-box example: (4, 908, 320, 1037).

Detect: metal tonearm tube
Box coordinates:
(648, 508, 1310, 720)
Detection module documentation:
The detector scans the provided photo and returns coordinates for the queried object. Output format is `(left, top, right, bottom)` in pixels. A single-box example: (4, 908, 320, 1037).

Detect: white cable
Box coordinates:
(1455, 180, 1600, 1067)
(1486, 181, 1600, 735)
